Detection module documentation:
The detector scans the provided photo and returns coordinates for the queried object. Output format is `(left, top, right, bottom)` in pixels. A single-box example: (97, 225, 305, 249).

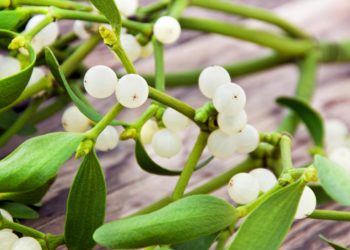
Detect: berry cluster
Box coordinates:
(0, 209, 42, 250)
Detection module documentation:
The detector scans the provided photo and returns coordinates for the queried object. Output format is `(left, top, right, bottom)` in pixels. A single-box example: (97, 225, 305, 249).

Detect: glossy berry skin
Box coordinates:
(162, 108, 190, 132)
(325, 119, 348, 150)
(249, 168, 277, 192)
(95, 126, 119, 152)
(0, 55, 21, 79)
(198, 66, 231, 98)
(212, 83, 246, 115)
(73, 20, 91, 39)
(151, 128, 182, 158)
(207, 130, 237, 159)
(233, 124, 260, 154)
(140, 120, 158, 145)
(12, 237, 42, 250)
(0, 231, 18, 250)
(227, 173, 260, 205)
(295, 186, 317, 219)
(115, 74, 149, 108)
(114, 0, 138, 17)
(61, 106, 91, 132)
(84, 65, 118, 99)
(329, 146, 350, 173)
(153, 16, 181, 44)
(140, 42, 154, 58)
(120, 34, 142, 62)
(217, 111, 247, 135)
(0, 209, 13, 233)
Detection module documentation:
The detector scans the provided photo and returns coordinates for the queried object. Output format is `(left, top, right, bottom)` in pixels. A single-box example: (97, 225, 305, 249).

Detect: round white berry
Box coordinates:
(25, 15, 59, 47)
(73, 20, 91, 40)
(114, 0, 138, 17)
(217, 110, 247, 135)
(115, 74, 149, 108)
(233, 124, 259, 154)
(249, 168, 277, 192)
(27, 67, 45, 86)
(84, 65, 118, 99)
(227, 173, 260, 205)
(95, 126, 119, 152)
(0, 55, 21, 79)
(153, 16, 181, 44)
(61, 106, 91, 132)
(140, 119, 158, 145)
(0, 209, 13, 233)
(0, 231, 18, 249)
(140, 42, 154, 58)
(329, 146, 350, 173)
(12, 237, 42, 250)
(162, 108, 190, 132)
(151, 128, 182, 158)
(120, 34, 141, 62)
(325, 119, 348, 151)
(198, 66, 231, 98)
(207, 129, 237, 159)
(295, 186, 317, 219)
(213, 83, 246, 115)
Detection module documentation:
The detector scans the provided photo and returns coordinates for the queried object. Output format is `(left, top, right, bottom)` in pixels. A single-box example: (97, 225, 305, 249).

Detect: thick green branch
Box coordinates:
(12, 0, 92, 11)
(309, 210, 350, 221)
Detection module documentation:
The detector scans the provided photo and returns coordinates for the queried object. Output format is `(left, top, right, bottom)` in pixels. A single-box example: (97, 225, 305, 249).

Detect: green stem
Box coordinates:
(133, 104, 159, 129)
(179, 17, 315, 56)
(216, 229, 231, 250)
(168, 0, 188, 18)
(1, 217, 45, 238)
(309, 210, 350, 221)
(320, 40, 350, 62)
(191, 0, 309, 39)
(112, 44, 137, 74)
(280, 135, 293, 171)
(172, 131, 209, 200)
(152, 37, 165, 92)
(24, 14, 54, 41)
(51, 32, 77, 49)
(12, 0, 92, 11)
(137, 0, 169, 18)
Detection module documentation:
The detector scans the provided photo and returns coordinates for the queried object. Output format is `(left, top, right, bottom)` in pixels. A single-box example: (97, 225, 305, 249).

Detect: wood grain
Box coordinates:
(1, 0, 350, 249)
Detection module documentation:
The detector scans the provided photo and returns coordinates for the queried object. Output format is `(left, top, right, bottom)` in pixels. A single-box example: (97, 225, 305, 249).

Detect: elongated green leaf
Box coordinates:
(0, 132, 83, 192)
(44, 48, 126, 126)
(0, 10, 30, 30)
(0, 202, 39, 219)
(276, 96, 324, 146)
(89, 0, 121, 30)
(0, 110, 37, 135)
(94, 195, 238, 249)
(320, 235, 350, 250)
(135, 140, 213, 175)
(0, 30, 36, 108)
(314, 155, 350, 206)
(65, 151, 106, 250)
(229, 181, 305, 250)
(172, 233, 218, 250)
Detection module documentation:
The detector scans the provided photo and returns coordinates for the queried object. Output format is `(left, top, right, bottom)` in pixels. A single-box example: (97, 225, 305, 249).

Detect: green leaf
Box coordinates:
(310, 185, 332, 205)
(89, 0, 121, 31)
(135, 140, 213, 176)
(0, 30, 36, 108)
(44, 48, 126, 126)
(228, 180, 305, 250)
(65, 150, 106, 250)
(0, 10, 30, 30)
(0, 132, 83, 192)
(94, 195, 238, 249)
(0, 202, 39, 219)
(0, 110, 37, 136)
(320, 235, 350, 250)
(276, 96, 324, 146)
(172, 233, 218, 250)
(314, 155, 350, 206)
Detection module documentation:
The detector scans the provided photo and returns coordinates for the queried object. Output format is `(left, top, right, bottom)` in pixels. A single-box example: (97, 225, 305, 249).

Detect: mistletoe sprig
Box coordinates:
(0, 0, 350, 249)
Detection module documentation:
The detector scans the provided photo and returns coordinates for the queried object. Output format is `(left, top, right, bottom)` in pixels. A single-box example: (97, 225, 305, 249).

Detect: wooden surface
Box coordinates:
(2, 0, 350, 249)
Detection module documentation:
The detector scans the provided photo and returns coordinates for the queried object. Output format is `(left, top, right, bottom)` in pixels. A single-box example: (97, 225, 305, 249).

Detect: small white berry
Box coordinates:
(0, 55, 21, 79)
(153, 16, 181, 44)
(213, 83, 246, 115)
(325, 119, 348, 151)
(233, 124, 259, 154)
(27, 67, 45, 86)
(114, 0, 138, 17)
(249, 168, 277, 192)
(207, 129, 237, 159)
(329, 146, 350, 173)
(115, 74, 149, 108)
(12, 237, 42, 250)
(295, 186, 317, 219)
(120, 34, 141, 62)
(0, 231, 19, 249)
(217, 110, 248, 135)
(227, 173, 260, 205)
(95, 126, 119, 152)
(140, 120, 158, 145)
(151, 128, 182, 158)
(84, 65, 118, 99)
(162, 108, 190, 132)
(140, 42, 154, 58)
(198, 66, 231, 98)
(25, 15, 59, 48)
(61, 106, 91, 132)
(73, 20, 91, 40)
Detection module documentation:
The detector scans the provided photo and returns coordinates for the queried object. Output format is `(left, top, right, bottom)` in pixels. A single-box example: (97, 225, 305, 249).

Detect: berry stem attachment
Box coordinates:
(24, 14, 54, 42)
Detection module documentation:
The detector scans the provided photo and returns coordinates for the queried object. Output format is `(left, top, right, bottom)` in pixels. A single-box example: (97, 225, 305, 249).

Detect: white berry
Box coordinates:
(151, 128, 182, 158)
(325, 119, 348, 151)
(0, 231, 18, 249)
(115, 74, 149, 108)
(295, 186, 317, 219)
(198, 66, 231, 98)
(140, 119, 158, 145)
(329, 146, 350, 173)
(153, 16, 181, 44)
(12, 237, 42, 250)
(217, 110, 247, 135)
(162, 108, 190, 132)
(27, 67, 45, 86)
(207, 129, 237, 159)
(0, 55, 21, 79)
(114, 0, 138, 17)
(25, 15, 59, 47)
(84, 65, 118, 99)
(73, 20, 91, 39)
(213, 83, 246, 115)
(95, 126, 119, 152)
(233, 124, 259, 154)
(140, 42, 154, 58)
(120, 34, 141, 62)
(249, 168, 277, 192)
(227, 173, 260, 205)
(61, 106, 91, 132)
